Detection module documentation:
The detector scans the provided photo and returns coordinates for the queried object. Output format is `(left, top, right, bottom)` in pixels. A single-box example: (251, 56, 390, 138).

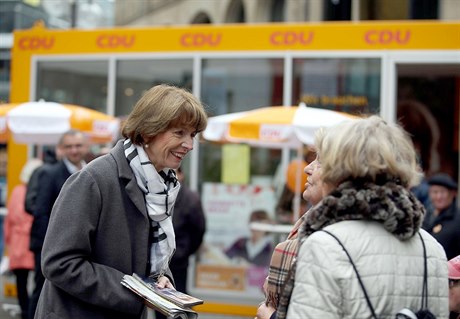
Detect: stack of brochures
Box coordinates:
(121, 273, 204, 319)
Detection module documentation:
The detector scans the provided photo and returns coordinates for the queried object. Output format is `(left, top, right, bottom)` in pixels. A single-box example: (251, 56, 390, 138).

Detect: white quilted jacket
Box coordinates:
(286, 220, 449, 319)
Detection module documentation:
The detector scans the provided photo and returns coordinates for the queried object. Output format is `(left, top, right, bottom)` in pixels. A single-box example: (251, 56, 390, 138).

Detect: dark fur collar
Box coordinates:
(300, 179, 425, 240)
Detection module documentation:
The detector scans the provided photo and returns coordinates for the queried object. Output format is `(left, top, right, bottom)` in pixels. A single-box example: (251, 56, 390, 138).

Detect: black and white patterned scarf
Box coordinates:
(124, 139, 180, 276)
(276, 177, 425, 319)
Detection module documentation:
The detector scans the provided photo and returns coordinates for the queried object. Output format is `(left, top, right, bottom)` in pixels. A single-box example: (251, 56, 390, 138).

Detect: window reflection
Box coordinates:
(200, 58, 284, 184)
(397, 63, 460, 178)
(36, 60, 108, 113)
(293, 58, 381, 115)
(201, 58, 284, 116)
(115, 59, 193, 116)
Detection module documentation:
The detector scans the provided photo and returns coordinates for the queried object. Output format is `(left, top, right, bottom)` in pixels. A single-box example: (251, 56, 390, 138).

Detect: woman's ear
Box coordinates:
(141, 134, 149, 145)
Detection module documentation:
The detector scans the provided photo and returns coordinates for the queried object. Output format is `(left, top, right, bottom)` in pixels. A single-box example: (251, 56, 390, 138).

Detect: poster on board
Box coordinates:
(195, 182, 276, 295)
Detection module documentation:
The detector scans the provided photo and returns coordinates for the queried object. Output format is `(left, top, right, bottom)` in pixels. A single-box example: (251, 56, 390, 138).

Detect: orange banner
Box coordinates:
(13, 21, 460, 54)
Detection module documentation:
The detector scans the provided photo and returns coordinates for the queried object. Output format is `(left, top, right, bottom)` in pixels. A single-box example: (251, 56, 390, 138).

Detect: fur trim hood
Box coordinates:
(300, 178, 425, 240)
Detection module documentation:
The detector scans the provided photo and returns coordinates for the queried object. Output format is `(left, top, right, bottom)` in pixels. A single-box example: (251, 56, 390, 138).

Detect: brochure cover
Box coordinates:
(121, 273, 203, 319)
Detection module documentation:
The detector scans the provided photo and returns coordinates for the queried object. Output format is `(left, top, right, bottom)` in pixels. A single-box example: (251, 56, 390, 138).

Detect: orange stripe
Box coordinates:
(194, 302, 257, 316)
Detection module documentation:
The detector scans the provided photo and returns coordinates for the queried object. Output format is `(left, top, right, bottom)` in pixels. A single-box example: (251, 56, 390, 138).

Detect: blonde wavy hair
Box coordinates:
(315, 115, 422, 188)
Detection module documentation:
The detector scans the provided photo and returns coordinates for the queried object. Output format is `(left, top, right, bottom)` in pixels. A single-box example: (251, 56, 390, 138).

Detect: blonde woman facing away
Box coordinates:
(276, 116, 449, 319)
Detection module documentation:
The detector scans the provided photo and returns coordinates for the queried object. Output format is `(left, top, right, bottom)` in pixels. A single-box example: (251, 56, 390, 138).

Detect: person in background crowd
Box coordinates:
(225, 209, 274, 267)
(34, 84, 208, 319)
(170, 166, 206, 293)
(4, 158, 42, 319)
(0, 146, 8, 267)
(411, 177, 432, 211)
(24, 148, 59, 216)
(449, 255, 460, 319)
(423, 173, 460, 260)
(28, 129, 88, 319)
(276, 116, 448, 318)
(257, 148, 325, 319)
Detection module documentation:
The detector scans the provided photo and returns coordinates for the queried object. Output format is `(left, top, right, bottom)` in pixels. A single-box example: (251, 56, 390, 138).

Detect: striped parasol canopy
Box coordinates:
(203, 103, 357, 148)
(0, 100, 119, 145)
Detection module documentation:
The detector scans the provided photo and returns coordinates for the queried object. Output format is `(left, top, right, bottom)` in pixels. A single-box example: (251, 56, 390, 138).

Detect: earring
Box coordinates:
(144, 144, 149, 148)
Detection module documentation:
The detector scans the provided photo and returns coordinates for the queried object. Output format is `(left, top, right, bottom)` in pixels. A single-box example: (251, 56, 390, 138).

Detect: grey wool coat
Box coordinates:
(34, 140, 173, 319)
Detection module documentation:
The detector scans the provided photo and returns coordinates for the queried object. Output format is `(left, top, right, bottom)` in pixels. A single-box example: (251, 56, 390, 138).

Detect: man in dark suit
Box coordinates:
(28, 129, 88, 319)
(24, 149, 59, 216)
(170, 166, 206, 293)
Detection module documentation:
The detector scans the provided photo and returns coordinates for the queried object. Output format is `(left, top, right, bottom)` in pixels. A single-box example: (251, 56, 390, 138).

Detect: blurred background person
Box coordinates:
(449, 255, 460, 319)
(397, 99, 441, 177)
(4, 158, 42, 319)
(423, 173, 460, 260)
(398, 99, 442, 214)
(28, 129, 88, 319)
(225, 210, 273, 267)
(24, 148, 59, 216)
(0, 146, 8, 267)
(277, 116, 448, 318)
(170, 166, 206, 294)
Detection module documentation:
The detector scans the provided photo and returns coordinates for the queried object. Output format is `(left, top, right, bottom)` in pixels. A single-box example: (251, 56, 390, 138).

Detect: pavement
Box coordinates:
(0, 289, 20, 318)
(0, 274, 249, 319)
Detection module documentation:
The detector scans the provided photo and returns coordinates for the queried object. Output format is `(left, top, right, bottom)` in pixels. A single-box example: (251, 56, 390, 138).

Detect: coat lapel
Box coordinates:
(111, 140, 148, 218)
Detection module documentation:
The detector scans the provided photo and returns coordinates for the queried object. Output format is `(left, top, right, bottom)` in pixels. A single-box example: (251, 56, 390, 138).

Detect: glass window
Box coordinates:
(115, 59, 193, 117)
(36, 60, 109, 113)
(201, 58, 284, 116)
(293, 58, 381, 115)
(397, 63, 460, 179)
(195, 58, 284, 301)
(200, 57, 284, 183)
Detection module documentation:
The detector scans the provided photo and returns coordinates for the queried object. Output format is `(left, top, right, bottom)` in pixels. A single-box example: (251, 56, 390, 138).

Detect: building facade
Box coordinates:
(114, 0, 460, 26)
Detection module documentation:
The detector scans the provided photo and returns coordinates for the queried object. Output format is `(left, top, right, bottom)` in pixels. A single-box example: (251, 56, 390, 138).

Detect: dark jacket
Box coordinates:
(171, 184, 206, 269)
(423, 199, 460, 260)
(35, 140, 172, 319)
(25, 151, 58, 215)
(29, 161, 71, 252)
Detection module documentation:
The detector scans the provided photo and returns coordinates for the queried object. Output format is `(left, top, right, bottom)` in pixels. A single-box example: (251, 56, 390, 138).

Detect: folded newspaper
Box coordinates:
(121, 273, 203, 319)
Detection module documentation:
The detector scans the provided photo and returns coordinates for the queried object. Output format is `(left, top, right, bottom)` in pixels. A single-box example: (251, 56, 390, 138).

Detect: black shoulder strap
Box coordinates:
(320, 230, 378, 319)
(418, 232, 429, 310)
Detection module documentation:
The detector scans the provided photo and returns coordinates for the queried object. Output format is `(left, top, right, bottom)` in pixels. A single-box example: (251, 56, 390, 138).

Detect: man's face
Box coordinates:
(429, 185, 456, 212)
(59, 133, 88, 166)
